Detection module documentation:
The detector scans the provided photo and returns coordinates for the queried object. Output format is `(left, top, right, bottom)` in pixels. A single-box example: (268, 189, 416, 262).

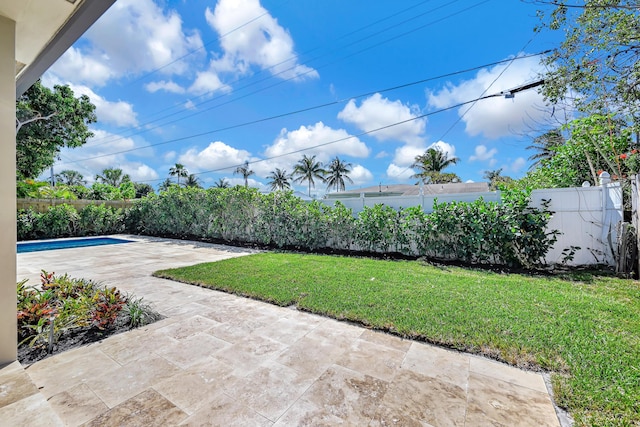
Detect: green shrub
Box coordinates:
(125, 186, 557, 268)
(17, 204, 125, 241)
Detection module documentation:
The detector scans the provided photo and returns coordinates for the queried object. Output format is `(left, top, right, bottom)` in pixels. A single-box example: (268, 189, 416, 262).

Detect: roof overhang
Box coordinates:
(0, 0, 115, 98)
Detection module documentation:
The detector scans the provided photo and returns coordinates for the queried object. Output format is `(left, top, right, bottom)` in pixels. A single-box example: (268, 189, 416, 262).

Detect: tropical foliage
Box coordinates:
(126, 186, 557, 269)
(55, 170, 86, 186)
(18, 204, 125, 241)
(169, 163, 189, 186)
(293, 155, 326, 197)
(95, 168, 130, 187)
(411, 147, 460, 184)
(234, 161, 255, 187)
(18, 271, 160, 361)
(517, 115, 634, 189)
(537, 0, 640, 130)
(325, 156, 353, 192)
(267, 168, 292, 191)
(16, 80, 96, 179)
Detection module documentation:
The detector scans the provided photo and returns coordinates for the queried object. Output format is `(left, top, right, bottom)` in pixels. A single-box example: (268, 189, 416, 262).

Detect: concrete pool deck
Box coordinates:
(3, 235, 564, 426)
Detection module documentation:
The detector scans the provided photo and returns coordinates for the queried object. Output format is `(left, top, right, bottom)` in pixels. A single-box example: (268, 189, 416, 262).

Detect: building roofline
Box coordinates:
(15, 0, 115, 97)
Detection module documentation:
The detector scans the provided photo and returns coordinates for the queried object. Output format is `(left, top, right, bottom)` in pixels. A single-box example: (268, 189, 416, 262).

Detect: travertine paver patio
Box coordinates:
(1, 235, 563, 426)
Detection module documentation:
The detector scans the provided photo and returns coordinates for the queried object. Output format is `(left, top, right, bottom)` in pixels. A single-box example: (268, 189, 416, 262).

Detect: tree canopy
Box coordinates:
(16, 80, 96, 179)
(169, 163, 189, 186)
(293, 155, 326, 197)
(95, 168, 130, 187)
(537, 1, 640, 129)
(234, 161, 255, 188)
(411, 147, 460, 184)
(325, 156, 353, 192)
(267, 168, 292, 191)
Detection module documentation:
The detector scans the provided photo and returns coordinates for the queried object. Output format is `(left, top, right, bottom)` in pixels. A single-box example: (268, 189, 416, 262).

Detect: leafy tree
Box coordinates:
(119, 181, 136, 200)
(518, 114, 632, 188)
(526, 129, 565, 169)
(158, 178, 174, 192)
(16, 80, 97, 179)
(483, 168, 514, 190)
(411, 147, 459, 183)
(536, 1, 640, 129)
(325, 156, 354, 192)
(134, 182, 154, 198)
(267, 168, 292, 191)
(213, 178, 230, 189)
(169, 163, 189, 186)
(234, 161, 255, 188)
(95, 168, 130, 187)
(55, 170, 86, 186)
(184, 174, 202, 188)
(293, 155, 326, 197)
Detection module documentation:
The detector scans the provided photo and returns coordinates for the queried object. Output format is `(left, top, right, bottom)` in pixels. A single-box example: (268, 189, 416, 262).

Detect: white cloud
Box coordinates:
(469, 145, 497, 163)
(338, 93, 426, 145)
(509, 157, 527, 173)
(430, 141, 457, 160)
(50, 0, 204, 87)
(349, 164, 374, 186)
(386, 163, 415, 181)
(392, 144, 427, 167)
(123, 164, 159, 182)
(427, 55, 551, 139)
(375, 151, 389, 159)
(55, 129, 159, 183)
(164, 151, 177, 162)
(145, 80, 186, 94)
(69, 84, 138, 127)
(188, 71, 232, 95)
(47, 47, 116, 87)
(178, 141, 251, 172)
(204, 0, 318, 81)
(264, 122, 370, 168)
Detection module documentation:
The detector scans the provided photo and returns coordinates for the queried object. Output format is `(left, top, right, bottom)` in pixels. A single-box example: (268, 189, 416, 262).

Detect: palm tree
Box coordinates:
(411, 147, 459, 183)
(158, 178, 173, 192)
(325, 156, 353, 192)
(213, 178, 230, 188)
(184, 174, 201, 188)
(293, 155, 326, 197)
(55, 170, 86, 186)
(234, 161, 255, 187)
(527, 129, 564, 169)
(267, 168, 292, 191)
(95, 168, 130, 186)
(483, 168, 503, 183)
(169, 163, 189, 186)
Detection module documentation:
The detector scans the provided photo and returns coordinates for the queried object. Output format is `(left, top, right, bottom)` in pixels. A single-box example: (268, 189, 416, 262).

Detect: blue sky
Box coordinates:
(44, 0, 565, 196)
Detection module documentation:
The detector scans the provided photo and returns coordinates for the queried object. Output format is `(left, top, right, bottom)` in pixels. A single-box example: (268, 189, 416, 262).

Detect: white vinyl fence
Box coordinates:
(323, 181, 623, 266)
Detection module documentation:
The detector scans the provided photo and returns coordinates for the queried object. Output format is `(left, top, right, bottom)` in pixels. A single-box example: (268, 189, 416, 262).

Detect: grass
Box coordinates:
(154, 252, 640, 426)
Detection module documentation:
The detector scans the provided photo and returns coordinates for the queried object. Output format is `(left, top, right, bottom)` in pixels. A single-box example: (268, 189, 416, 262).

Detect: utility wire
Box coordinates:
(135, 0, 438, 122)
(388, 34, 539, 179)
(125, 81, 544, 184)
(57, 52, 549, 167)
(87, 0, 489, 147)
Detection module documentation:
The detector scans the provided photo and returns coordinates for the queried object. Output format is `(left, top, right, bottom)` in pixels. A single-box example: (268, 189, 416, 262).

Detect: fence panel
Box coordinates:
(322, 184, 623, 266)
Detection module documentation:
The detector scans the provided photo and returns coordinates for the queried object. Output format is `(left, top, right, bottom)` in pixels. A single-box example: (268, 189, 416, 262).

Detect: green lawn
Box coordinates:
(154, 252, 640, 426)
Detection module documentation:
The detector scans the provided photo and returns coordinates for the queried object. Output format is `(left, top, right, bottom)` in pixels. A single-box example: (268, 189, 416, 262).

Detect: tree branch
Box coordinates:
(15, 111, 57, 134)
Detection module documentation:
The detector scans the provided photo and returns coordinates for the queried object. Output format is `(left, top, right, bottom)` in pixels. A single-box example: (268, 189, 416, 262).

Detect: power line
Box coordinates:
(86, 0, 490, 148)
(133, 81, 544, 183)
(57, 52, 549, 167)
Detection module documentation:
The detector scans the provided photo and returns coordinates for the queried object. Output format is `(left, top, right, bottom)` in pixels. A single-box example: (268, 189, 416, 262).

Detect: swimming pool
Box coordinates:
(17, 237, 134, 253)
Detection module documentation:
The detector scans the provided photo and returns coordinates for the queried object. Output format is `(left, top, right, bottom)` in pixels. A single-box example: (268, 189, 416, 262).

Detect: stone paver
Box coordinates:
(1, 235, 563, 426)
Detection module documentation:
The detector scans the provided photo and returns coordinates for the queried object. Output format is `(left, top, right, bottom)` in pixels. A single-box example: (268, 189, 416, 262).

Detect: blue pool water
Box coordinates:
(18, 237, 133, 253)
